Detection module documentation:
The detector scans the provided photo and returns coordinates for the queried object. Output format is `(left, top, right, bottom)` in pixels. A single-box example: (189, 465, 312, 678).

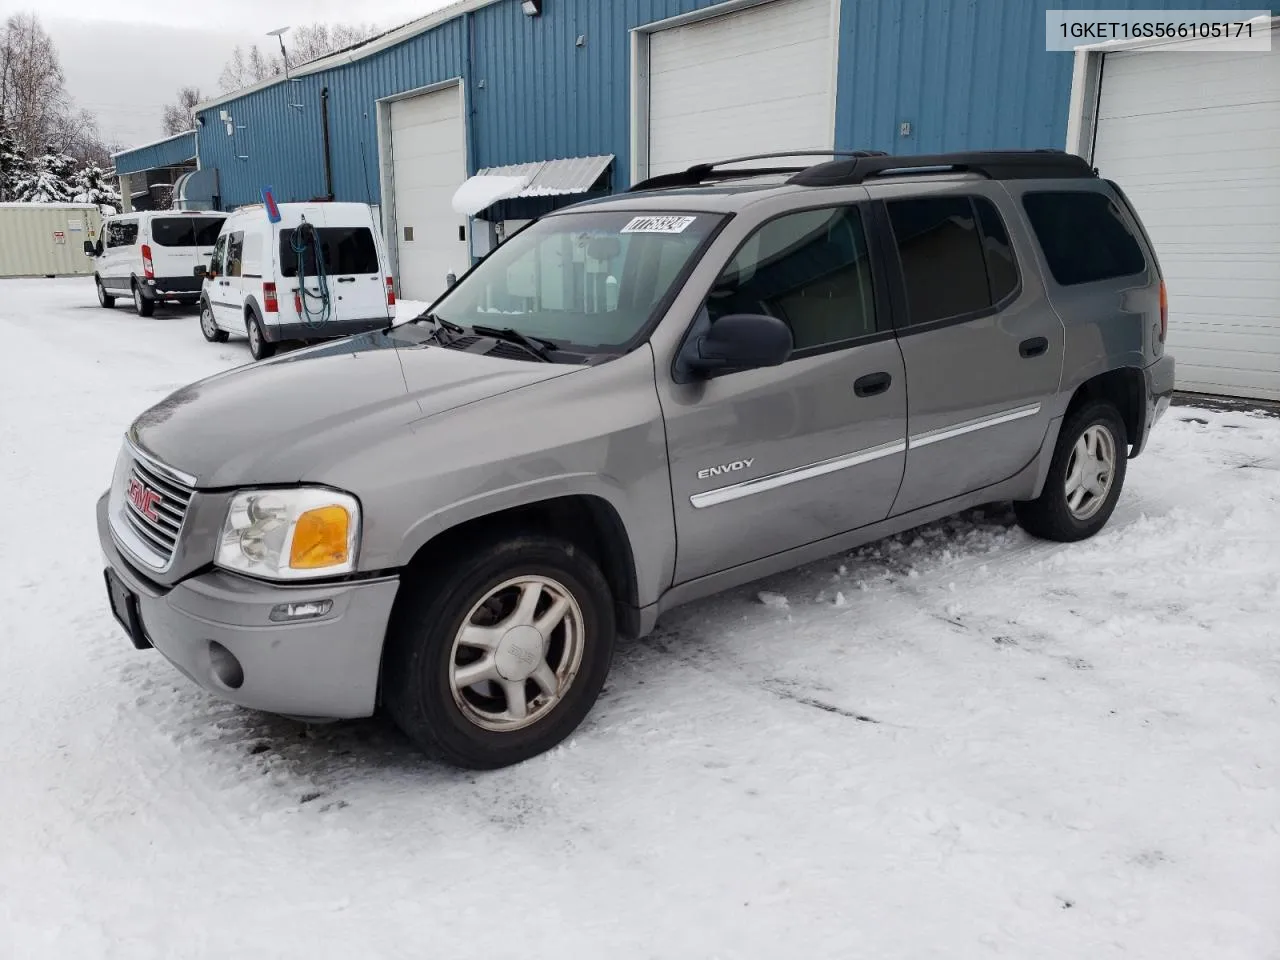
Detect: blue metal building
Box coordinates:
(113, 0, 1265, 299)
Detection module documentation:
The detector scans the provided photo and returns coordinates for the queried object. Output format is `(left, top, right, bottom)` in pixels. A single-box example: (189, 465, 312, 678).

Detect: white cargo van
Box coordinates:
(199, 202, 395, 360)
(89, 211, 226, 316)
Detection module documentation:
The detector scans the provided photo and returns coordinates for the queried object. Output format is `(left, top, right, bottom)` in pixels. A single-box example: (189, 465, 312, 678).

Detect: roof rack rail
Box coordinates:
(787, 150, 1095, 187)
(628, 150, 890, 192)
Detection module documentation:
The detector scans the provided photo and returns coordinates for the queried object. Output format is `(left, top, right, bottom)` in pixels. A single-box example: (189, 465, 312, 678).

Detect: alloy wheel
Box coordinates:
(447, 575, 585, 732)
(1064, 423, 1116, 521)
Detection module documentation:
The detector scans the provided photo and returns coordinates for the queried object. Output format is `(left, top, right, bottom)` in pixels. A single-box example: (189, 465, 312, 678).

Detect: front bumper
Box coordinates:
(1133, 354, 1175, 457)
(97, 492, 399, 720)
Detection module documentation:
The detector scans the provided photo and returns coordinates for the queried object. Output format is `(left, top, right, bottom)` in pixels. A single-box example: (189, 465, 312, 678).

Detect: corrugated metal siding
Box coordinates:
(113, 132, 197, 176)
(187, 0, 1274, 209)
(835, 0, 1272, 155)
(196, 18, 466, 208)
(0, 205, 103, 277)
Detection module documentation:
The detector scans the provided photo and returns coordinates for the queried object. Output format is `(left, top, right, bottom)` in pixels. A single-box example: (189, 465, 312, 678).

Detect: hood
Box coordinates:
(130, 326, 580, 487)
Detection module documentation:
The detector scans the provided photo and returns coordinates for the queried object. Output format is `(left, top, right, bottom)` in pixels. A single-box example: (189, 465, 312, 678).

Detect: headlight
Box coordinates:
(215, 488, 360, 580)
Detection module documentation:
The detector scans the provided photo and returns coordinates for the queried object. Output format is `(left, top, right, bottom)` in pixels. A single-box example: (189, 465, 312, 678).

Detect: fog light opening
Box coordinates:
(208, 641, 245, 690)
(269, 599, 333, 622)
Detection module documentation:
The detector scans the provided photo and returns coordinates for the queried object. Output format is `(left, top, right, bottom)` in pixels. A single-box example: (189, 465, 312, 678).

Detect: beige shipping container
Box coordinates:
(0, 203, 105, 278)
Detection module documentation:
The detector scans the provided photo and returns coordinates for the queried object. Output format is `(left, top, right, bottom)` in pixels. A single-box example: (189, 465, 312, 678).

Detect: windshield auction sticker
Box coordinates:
(621, 215, 698, 234)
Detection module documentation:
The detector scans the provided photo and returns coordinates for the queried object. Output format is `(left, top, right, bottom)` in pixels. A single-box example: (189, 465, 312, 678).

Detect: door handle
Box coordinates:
(336, 276, 356, 283)
(854, 372, 893, 397)
(1020, 336, 1048, 358)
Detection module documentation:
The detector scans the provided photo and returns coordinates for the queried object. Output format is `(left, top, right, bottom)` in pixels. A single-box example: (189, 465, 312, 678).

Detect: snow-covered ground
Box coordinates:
(1, 277, 1277, 959)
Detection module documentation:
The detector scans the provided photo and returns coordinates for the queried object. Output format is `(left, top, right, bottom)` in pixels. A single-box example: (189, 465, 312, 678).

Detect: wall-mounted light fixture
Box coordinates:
(521, 0, 543, 16)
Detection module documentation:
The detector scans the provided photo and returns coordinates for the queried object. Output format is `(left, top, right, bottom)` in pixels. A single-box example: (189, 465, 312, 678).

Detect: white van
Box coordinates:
(199, 202, 395, 360)
(88, 211, 226, 316)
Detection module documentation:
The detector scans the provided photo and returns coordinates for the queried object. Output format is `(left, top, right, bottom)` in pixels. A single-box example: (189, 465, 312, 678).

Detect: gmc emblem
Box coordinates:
(127, 475, 163, 523)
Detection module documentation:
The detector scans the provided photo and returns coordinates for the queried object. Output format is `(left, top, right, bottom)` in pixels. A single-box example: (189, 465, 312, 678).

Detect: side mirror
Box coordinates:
(685, 314, 793, 375)
(83, 240, 96, 256)
(445, 272, 457, 289)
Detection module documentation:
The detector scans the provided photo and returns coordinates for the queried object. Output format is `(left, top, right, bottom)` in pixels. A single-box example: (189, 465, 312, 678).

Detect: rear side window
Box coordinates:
(150, 217, 226, 247)
(707, 205, 879, 351)
(278, 227, 379, 278)
(887, 196, 1019, 327)
(1021, 191, 1146, 286)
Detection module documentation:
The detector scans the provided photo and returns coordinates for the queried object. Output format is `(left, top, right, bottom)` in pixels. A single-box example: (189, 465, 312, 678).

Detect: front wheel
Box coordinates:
(96, 278, 114, 308)
(246, 314, 275, 361)
(132, 284, 154, 317)
(199, 302, 228, 343)
(1015, 401, 1127, 542)
(383, 535, 616, 769)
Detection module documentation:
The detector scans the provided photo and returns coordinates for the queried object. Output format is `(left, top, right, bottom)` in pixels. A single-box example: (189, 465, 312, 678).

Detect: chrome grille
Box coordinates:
(120, 454, 194, 566)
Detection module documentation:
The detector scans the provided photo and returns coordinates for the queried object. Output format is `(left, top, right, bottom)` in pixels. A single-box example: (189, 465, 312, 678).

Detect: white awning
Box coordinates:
(452, 154, 613, 215)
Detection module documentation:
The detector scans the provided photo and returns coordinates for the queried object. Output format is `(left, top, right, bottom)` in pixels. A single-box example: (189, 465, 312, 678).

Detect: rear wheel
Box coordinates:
(199, 301, 228, 343)
(132, 283, 154, 317)
(1015, 402, 1127, 542)
(383, 535, 616, 769)
(246, 313, 275, 361)
(96, 278, 114, 308)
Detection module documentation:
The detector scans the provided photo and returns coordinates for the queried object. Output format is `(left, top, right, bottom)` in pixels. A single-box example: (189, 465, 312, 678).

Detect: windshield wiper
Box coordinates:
(471, 324, 558, 362)
(413, 311, 465, 335)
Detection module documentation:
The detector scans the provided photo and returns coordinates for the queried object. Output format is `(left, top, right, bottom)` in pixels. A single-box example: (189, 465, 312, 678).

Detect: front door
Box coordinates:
(882, 190, 1064, 514)
(658, 203, 908, 584)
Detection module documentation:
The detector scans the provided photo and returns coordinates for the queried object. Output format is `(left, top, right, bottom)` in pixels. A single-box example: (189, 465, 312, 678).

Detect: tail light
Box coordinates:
(1158, 280, 1168, 343)
(263, 282, 279, 313)
(293, 290, 302, 314)
(141, 244, 154, 279)
(385, 276, 396, 307)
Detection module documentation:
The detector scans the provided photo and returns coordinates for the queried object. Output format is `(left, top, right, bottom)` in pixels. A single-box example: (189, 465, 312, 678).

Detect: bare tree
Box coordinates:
(161, 86, 201, 136)
(0, 13, 70, 157)
(216, 23, 377, 93)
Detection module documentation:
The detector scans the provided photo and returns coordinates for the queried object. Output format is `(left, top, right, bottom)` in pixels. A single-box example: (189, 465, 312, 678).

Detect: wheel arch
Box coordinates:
(397, 493, 643, 638)
(1065, 367, 1145, 457)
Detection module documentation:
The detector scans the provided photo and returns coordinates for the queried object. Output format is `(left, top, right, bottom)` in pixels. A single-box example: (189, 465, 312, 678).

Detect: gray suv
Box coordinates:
(98, 150, 1175, 769)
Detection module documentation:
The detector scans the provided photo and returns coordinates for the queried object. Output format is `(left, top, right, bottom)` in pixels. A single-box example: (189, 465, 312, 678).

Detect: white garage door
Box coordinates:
(388, 85, 470, 302)
(1092, 48, 1280, 401)
(646, 0, 835, 178)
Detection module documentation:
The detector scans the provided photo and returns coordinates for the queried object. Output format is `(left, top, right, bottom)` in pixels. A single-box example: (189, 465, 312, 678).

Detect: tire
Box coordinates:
(199, 301, 228, 343)
(246, 313, 275, 361)
(96, 278, 114, 308)
(383, 534, 616, 769)
(132, 283, 154, 317)
(1015, 401, 1128, 542)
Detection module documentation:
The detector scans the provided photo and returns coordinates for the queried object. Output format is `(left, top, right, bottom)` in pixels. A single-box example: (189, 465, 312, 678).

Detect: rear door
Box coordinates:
(149, 215, 226, 281)
(278, 220, 389, 325)
(883, 187, 1064, 515)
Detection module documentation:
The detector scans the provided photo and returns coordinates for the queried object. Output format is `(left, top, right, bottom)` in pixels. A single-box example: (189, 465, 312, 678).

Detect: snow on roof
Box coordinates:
(111, 129, 196, 160)
(0, 202, 103, 210)
(194, 0, 501, 113)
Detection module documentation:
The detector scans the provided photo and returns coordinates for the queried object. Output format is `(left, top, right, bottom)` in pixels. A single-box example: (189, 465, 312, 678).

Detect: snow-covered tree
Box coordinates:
(0, 119, 29, 200)
(16, 149, 76, 203)
(71, 162, 120, 213)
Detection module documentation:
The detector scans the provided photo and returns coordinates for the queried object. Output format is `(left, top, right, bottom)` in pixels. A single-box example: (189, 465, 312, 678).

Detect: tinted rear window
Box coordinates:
(1021, 191, 1146, 286)
(150, 217, 225, 247)
(279, 227, 379, 277)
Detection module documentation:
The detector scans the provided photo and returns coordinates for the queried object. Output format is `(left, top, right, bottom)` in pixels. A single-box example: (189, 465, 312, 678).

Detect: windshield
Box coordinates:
(150, 217, 225, 247)
(431, 210, 725, 351)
